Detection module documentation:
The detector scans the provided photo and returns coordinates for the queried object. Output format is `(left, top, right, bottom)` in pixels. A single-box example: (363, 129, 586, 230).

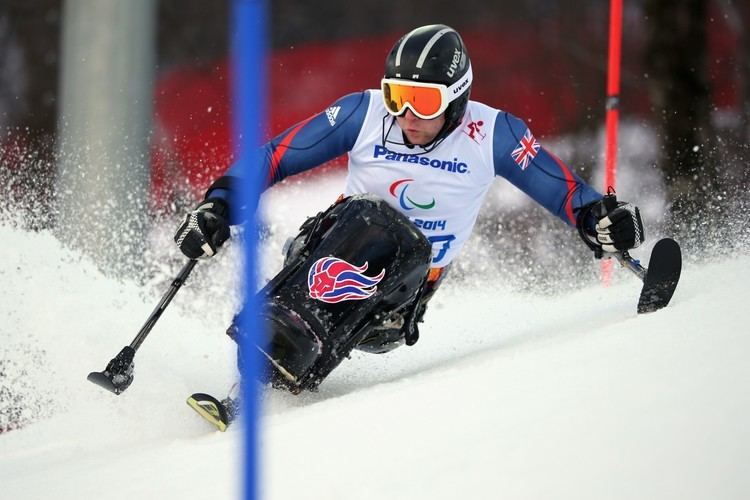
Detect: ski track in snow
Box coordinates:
(2, 174, 750, 500)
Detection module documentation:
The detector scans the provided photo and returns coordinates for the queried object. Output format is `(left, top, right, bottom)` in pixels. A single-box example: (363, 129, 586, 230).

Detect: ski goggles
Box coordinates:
(381, 65, 473, 120)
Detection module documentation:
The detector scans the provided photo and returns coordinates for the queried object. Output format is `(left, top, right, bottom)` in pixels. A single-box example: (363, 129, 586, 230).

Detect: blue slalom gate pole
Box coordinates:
(231, 1, 266, 499)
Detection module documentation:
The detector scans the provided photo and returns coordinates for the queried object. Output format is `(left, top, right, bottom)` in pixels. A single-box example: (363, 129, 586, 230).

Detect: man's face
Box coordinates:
(396, 109, 445, 146)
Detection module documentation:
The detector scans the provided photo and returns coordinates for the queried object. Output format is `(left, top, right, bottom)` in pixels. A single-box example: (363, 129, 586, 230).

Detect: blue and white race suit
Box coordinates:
(211, 90, 602, 267)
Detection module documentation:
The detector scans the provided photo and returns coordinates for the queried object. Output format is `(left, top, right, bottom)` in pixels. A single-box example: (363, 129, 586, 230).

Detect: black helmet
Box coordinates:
(384, 24, 472, 145)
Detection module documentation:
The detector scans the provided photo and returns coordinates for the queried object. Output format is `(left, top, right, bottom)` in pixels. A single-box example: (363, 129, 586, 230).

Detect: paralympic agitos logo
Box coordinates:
(389, 179, 435, 210)
(373, 145, 469, 174)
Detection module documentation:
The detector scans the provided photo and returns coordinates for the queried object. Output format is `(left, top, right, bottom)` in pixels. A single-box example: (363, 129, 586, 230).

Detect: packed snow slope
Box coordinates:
(2, 172, 750, 500)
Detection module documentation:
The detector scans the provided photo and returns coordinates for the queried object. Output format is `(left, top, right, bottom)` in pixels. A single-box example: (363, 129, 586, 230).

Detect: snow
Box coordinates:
(2, 171, 750, 500)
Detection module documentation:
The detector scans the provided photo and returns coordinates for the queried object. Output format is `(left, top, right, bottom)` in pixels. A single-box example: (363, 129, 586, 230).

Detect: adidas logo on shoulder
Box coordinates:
(325, 106, 341, 126)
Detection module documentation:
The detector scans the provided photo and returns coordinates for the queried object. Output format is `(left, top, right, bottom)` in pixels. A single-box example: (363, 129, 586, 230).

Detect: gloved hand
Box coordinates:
(174, 198, 230, 259)
(595, 199, 645, 253)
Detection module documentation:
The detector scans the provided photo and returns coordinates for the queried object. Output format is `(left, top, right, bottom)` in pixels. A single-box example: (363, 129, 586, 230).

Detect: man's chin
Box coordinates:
(404, 133, 429, 146)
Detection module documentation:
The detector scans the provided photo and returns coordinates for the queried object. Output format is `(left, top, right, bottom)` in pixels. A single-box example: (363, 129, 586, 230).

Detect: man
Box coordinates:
(175, 24, 644, 401)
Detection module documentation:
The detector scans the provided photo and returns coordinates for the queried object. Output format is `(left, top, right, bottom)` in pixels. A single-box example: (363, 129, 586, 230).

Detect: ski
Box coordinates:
(187, 393, 235, 432)
(636, 237, 682, 313)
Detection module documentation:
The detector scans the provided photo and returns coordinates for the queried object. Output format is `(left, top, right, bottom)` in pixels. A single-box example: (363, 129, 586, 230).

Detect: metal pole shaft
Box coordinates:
(130, 260, 197, 351)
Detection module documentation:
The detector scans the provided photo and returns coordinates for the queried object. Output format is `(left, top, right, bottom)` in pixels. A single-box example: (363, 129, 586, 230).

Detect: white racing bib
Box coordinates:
(345, 90, 499, 267)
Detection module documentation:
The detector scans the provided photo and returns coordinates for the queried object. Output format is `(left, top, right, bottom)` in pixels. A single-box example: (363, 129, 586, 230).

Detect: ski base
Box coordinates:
(638, 238, 682, 314)
(187, 393, 231, 432)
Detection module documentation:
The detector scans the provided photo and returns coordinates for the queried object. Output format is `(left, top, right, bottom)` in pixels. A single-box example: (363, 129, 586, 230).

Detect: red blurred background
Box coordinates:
(150, 9, 742, 207)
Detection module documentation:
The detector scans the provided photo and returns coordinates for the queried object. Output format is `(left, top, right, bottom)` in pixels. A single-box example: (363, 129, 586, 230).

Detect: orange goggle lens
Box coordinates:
(381, 81, 445, 119)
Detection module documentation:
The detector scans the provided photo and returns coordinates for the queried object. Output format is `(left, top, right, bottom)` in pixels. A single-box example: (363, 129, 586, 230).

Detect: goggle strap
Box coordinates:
(445, 65, 472, 104)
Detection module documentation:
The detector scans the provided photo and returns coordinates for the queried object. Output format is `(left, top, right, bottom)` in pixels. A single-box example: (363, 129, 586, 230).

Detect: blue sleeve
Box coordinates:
(492, 112, 602, 227)
(206, 91, 370, 222)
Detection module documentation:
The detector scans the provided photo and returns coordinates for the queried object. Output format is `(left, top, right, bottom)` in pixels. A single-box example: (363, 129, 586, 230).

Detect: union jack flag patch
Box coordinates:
(511, 129, 540, 170)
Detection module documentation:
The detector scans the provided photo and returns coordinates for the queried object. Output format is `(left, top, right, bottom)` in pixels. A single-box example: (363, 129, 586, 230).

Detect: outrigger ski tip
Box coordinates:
(187, 393, 231, 432)
(636, 237, 682, 314)
(612, 237, 682, 314)
(87, 371, 126, 394)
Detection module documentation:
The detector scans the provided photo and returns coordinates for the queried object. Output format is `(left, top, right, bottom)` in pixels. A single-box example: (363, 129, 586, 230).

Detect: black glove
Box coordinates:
(174, 198, 230, 259)
(594, 200, 645, 253)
